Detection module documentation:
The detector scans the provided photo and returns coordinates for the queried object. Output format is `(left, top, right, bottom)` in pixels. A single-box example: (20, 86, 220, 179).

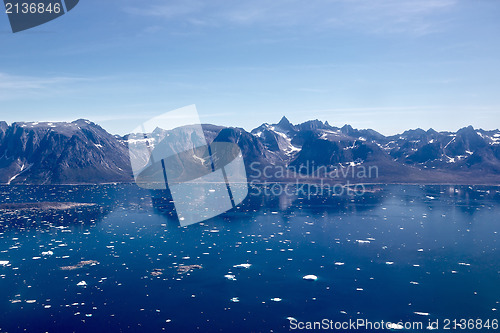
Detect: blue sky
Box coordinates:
(0, 0, 499, 135)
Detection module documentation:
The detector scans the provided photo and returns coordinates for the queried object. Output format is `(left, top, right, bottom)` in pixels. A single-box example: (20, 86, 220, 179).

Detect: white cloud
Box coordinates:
(0, 72, 104, 101)
(123, 0, 457, 35)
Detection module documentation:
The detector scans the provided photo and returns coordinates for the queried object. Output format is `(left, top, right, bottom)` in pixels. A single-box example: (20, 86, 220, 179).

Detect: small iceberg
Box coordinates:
(302, 275, 318, 281)
(76, 281, 87, 287)
(387, 323, 404, 330)
(414, 311, 430, 316)
(233, 264, 251, 269)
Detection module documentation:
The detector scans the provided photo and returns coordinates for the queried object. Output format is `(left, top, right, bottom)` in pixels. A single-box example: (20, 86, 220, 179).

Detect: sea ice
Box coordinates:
(387, 323, 404, 330)
(414, 312, 430, 316)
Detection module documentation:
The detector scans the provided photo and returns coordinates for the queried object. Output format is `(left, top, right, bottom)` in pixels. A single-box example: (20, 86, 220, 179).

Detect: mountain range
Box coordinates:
(1, 117, 500, 185)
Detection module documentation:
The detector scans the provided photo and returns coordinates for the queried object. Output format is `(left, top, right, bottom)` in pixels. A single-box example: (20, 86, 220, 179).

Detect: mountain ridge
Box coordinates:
(1, 118, 500, 185)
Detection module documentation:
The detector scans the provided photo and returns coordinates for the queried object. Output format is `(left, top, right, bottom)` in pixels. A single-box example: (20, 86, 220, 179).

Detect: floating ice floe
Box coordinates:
(76, 281, 87, 287)
(302, 275, 318, 281)
(224, 274, 237, 281)
(387, 323, 404, 330)
(0, 261, 9, 266)
(270, 298, 282, 302)
(414, 312, 430, 316)
(233, 264, 251, 269)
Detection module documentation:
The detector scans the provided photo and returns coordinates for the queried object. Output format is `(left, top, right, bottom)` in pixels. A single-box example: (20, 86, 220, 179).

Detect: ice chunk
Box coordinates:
(387, 323, 404, 330)
(302, 275, 318, 281)
(414, 312, 430, 316)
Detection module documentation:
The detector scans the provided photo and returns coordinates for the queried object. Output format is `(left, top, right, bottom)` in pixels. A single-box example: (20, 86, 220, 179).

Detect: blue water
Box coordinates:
(0, 184, 498, 332)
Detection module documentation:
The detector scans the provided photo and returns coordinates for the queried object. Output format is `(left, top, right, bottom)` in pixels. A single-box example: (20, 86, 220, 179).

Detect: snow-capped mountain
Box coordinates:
(1, 117, 499, 184)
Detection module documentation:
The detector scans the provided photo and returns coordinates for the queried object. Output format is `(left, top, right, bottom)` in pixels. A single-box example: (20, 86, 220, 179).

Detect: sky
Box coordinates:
(0, 0, 499, 135)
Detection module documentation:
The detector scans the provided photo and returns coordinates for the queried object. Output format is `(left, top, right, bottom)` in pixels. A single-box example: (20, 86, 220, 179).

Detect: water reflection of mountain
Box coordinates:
(397, 184, 500, 215)
(150, 183, 389, 225)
